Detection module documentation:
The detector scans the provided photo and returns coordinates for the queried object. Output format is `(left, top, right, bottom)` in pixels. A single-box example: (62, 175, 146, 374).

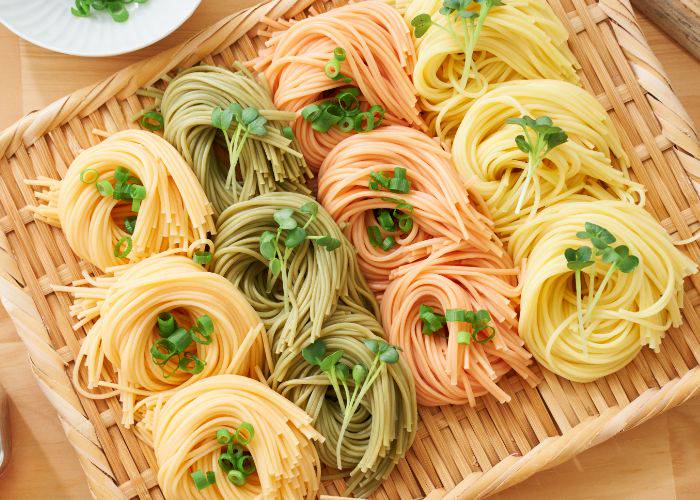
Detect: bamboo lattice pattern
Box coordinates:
(0, 0, 699, 498)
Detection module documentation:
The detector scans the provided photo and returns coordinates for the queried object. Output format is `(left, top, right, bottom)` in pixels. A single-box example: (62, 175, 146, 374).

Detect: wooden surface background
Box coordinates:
(0, 1, 698, 499)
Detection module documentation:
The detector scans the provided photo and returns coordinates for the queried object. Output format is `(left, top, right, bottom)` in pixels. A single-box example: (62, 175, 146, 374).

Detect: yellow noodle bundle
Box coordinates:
(452, 79, 644, 239)
(400, 0, 580, 141)
(136, 375, 322, 500)
(55, 253, 265, 426)
(27, 130, 215, 270)
(511, 201, 697, 382)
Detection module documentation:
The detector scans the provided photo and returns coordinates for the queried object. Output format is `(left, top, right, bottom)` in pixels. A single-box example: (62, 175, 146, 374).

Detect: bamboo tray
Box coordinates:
(1, 0, 700, 498)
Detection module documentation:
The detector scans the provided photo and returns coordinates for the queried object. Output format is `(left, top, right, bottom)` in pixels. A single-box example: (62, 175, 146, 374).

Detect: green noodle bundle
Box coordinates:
(159, 65, 312, 213)
(213, 192, 417, 497)
(214, 191, 376, 353)
(276, 306, 417, 497)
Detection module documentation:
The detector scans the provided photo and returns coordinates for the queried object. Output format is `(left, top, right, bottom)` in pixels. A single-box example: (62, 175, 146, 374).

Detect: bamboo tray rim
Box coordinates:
(1, 0, 700, 499)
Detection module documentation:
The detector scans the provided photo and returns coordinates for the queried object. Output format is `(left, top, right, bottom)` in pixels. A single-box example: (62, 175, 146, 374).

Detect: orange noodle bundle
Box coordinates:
(318, 125, 535, 405)
(382, 243, 536, 405)
(255, 0, 425, 169)
(318, 125, 501, 293)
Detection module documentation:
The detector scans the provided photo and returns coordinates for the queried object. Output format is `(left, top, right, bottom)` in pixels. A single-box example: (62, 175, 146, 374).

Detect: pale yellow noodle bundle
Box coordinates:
(452, 79, 644, 239)
(27, 130, 215, 270)
(55, 254, 265, 427)
(400, 0, 580, 141)
(511, 201, 697, 382)
(136, 375, 322, 500)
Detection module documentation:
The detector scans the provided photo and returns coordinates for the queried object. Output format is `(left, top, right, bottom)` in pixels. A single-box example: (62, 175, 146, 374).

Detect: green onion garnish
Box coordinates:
(193, 251, 212, 265)
(301, 104, 321, 122)
(420, 305, 446, 335)
(457, 331, 471, 344)
(140, 111, 164, 131)
(324, 59, 341, 80)
(217, 428, 233, 445)
(96, 180, 114, 197)
(113, 236, 132, 258)
(354, 112, 375, 132)
(281, 126, 295, 140)
(130, 184, 146, 212)
(157, 312, 176, 336)
(376, 210, 396, 232)
(71, 0, 149, 23)
(80, 168, 99, 184)
(177, 353, 205, 374)
(333, 47, 347, 61)
(381, 236, 396, 250)
(123, 216, 137, 235)
(227, 470, 246, 486)
(237, 455, 256, 476)
(191, 469, 215, 490)
(114, 166, 130, 183)
(234, 422, 254, 445)
(338, 116, 354, 132)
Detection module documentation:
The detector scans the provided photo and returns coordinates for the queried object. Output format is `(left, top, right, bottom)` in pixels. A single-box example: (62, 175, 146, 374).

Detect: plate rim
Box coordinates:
(0, 0, 202, 57)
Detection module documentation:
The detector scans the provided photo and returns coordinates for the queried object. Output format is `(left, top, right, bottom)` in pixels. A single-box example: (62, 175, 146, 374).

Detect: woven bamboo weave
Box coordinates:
(1, 0, 699, 498)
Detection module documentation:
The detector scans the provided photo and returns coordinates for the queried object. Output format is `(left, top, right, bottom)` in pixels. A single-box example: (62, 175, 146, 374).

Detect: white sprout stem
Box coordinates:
(583, 264, 617, 323)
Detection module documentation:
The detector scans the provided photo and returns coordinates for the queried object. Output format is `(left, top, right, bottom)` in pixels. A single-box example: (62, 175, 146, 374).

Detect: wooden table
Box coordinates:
(0, 3, 698, 499)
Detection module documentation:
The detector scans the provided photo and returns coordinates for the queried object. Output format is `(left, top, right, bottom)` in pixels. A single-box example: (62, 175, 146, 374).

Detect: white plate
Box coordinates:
(0, 0, 201, 57)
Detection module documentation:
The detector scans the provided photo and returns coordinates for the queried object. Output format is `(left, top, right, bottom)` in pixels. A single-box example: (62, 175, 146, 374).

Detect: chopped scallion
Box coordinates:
(113, 236, 132, 258)
(193, 251, 212, 265)
(80, 168, 99, 184)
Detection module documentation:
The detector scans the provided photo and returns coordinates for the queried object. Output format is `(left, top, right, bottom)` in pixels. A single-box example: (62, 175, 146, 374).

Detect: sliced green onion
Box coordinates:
(178, 352, 205, 374)
(445, 309, 468, 322)
(367, 226, 382, 248)
(396, 213, 413, 233)
(227, 469, 246, 486)
(157, 312, 176, 336)
(130, 184, 146, 200)
(457, 331, 471, 345)
(80, 168, 99, 184)
(324, 60, 341, 79)
(168, 327, 193, 353)
(218, 453, 237, 473)
(123, 216, 137, 235)
(338, 116, 354, 132)
(337, 91, 358, 112)
(114, 166, 131, 183)
(389, 177, 411, 194)
(474, 327, 496, 344)
(140, 111, 164, 131)
(376, 209, 396, 232)
(193, 251, 212, 265)
(333, 47, 347, 61)
(150, 338, 177, 363)
(369, 104, 385, 127)
(191, 470, 213, 490)
(369, 171, 390, 190)
(216, 428, 233, 445)
(109, 4, 129, 22)
(281, 126, 295, 140)
(354, 112, 375, 133)
(237, 455, 256, 476)
(420, 304, 446, 335)
(227, 443, 244, 458)
(114, 236, 132, 258)
(301, 104, 321, 122)
(381, 236, 396, 251)
(195, 315, 214, 335)
(234, 422, 254, 445)
(96, 180, 114, 197)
